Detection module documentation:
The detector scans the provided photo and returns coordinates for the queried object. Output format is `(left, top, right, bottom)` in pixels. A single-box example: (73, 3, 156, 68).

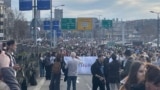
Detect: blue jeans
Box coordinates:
(67, 76, 77, 90)
(49, 73, 61, 90)
(39, 62, 45, 77)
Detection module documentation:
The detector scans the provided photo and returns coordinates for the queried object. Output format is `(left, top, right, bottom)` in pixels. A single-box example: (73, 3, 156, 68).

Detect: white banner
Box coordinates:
(64, 56, 97, 74)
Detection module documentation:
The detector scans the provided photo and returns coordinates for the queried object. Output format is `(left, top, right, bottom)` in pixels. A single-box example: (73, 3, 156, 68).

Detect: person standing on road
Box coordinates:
(120, 61, 146, 90)
(44, 52, 52, 80)
(65, 52, 82, 90)
(108, 53, 120, 90)
(0, 51, 20, 90)
(104, 53, 110, 90)
(6, 40, 20, 74)
(39, 53, 45, 77)
(49, 52, 66, 90)
(91, 54, 105, 90)
(120, 49, 133, 80)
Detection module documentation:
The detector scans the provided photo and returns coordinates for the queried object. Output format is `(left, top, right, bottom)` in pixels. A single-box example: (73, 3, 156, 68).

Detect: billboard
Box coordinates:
(19, 0, 32, 11)
(37, 0, 50, 10)
(77, 18, 93, 30)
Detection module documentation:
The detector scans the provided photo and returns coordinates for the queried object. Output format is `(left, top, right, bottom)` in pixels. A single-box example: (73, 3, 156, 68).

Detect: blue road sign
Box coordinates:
(37, 0, 50, 10)
(53, 20, 59, 30)
(43, 20, 60, 30)
(43, 21, 50, 30)
(56, 29, 61, 37)
(19, 0, 32, 11)
(53, 20, 61, 37)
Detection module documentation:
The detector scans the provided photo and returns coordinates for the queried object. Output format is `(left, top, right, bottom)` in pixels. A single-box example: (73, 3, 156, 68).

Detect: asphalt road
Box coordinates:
(28, 75, 92, 90)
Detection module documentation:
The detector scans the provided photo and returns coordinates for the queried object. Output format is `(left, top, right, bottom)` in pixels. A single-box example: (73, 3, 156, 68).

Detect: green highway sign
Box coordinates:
(107, 42, 115, 47)
(102, 20, 112, 29)
(61, 18, 76, 30)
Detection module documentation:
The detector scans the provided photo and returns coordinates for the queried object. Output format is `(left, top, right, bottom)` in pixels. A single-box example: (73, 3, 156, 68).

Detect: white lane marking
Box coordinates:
(34, 78, 45, 90)
(86, 83, 92, 90)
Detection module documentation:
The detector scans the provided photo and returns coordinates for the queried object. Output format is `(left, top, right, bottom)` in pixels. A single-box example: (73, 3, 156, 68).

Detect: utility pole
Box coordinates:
(111, 27, 113, 44)
(50, 0, 53, 47)
(51, 4, 64, 47)
(33, 0, 37, 46)
(150, 11, 160, 48)
(157, 14, 160, 48)
(122, 21, 125, 45)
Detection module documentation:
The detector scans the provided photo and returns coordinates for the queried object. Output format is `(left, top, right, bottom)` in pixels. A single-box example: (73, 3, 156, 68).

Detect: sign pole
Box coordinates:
(50, 0, 53, 47)
(53, 22, 56, 47)
(33, 0, 37, 46)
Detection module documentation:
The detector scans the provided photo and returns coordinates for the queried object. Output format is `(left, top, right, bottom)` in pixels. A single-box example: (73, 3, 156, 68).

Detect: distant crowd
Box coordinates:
(1, 39, 160, 90)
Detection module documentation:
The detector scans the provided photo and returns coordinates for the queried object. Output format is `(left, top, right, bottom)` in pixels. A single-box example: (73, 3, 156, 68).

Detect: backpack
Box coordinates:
(44, 57, 51, 66)
(52, 61, 61, 74)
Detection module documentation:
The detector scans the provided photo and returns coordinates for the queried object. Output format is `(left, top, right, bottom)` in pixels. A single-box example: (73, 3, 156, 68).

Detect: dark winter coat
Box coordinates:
(121, 57, 133, 79)
(1, 67, 20, 90)
(108, 60, 120, 83)
(130, 83, 145, 90)
(91, 59, 105, 82)
(103, 57, 109, 79)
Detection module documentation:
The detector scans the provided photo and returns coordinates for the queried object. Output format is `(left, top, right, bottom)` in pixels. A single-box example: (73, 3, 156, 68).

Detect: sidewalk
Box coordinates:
(28, 77, 45, 90)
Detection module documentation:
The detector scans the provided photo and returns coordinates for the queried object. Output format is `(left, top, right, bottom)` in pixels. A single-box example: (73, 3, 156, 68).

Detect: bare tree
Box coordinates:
(5, 9, 30, 42)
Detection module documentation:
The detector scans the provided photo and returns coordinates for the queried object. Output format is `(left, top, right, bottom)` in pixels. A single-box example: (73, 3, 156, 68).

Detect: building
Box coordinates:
(0, 0, 12, 40)
(4, 0, 11, 8)
(0, 0, 5, 40)
(54, 9, 63, 20)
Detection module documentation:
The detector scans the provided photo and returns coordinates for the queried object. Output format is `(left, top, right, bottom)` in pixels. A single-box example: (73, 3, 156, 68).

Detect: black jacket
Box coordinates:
(103, 57, 109, 78)
(130, 83, 145, 90)
(1, 67, 20, 90)
(91, 59, 105, 81)
(108, 60, 120, 83)
(121, 58, 133, 79)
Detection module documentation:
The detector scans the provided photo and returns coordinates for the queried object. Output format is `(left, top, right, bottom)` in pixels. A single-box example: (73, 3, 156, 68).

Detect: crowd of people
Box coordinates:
(90, 48, 160, 90)
(39, 50, 82, 90)
(37, 38, 160, 90)
(1, 38, 160, 90)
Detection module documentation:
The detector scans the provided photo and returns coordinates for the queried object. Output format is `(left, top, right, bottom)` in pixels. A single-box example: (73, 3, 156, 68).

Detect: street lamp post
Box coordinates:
(50, 0, 53, 47)
(150, 11, 160, 48)
(98, 15, 102, 42)
(50, 2, 64, 47)
(33, 0, 37, 46)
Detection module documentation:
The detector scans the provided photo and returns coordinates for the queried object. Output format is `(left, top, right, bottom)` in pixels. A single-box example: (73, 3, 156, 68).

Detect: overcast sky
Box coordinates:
(12, 0, 160, 21)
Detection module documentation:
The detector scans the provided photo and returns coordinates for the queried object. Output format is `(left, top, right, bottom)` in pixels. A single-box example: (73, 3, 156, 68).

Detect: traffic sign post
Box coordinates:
(43, 21, 50, 30)
(52, 20, 59, 30)
(61, 18, 76, 30)
(37, 0, 50, 10)
(19, 0, 32, 11)
(102, 20, 112, 29)
(43, 20, 61, 37)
